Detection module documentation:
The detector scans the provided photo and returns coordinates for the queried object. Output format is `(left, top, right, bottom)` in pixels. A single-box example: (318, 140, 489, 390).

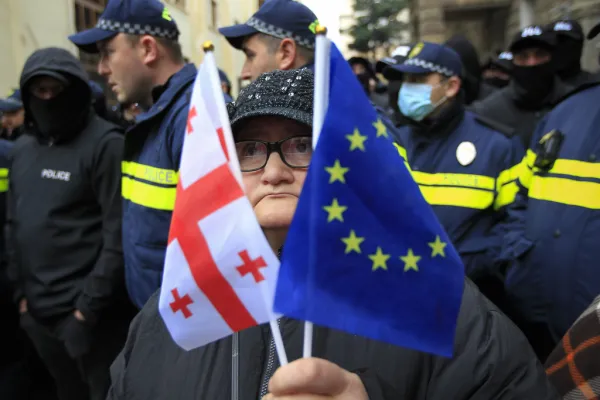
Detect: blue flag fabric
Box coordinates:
(274, 43, 465, 357)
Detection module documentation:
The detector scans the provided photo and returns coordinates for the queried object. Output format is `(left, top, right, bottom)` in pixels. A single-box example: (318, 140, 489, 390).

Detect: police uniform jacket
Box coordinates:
(394, 101, 523, 282)
(501, 82, 600, 347)
(122, 63, 196, 309)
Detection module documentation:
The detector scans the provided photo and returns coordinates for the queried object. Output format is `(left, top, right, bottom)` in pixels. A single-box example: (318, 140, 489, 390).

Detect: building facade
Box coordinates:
(0, 0, 259, 97)
(412, 0, 600, 71)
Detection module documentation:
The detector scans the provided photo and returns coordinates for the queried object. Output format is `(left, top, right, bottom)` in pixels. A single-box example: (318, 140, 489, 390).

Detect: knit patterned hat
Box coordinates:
(227, 68, 314, 133)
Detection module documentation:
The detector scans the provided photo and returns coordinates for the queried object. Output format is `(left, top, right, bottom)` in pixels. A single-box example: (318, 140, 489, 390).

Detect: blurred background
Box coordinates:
(0, 0, 597, 99)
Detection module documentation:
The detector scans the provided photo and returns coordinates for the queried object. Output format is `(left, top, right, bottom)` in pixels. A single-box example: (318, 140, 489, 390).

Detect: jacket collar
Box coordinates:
(136, 63, 197, 124)
(407, 99, 465, 142)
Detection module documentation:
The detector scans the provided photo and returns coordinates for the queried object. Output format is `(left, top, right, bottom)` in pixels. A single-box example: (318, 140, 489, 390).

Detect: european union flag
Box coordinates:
(274, 43, 465, 357)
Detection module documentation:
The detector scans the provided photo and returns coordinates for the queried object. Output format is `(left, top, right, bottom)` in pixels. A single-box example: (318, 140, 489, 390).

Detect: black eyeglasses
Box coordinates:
(235, 136, 313, 172)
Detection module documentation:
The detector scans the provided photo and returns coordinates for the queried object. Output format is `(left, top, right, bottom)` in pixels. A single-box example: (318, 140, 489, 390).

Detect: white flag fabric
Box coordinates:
(158, 51, 280, 351)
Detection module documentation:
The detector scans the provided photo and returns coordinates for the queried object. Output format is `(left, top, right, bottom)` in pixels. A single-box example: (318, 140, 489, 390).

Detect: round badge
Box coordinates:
(456, 142, 476, 166)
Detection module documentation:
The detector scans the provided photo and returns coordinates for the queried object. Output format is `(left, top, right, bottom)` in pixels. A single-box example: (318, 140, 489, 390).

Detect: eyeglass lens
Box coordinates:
(235, 136, 313, 172)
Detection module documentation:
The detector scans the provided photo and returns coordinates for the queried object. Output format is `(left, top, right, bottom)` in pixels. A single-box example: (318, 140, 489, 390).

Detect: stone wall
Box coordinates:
(413, 0, 600, 71)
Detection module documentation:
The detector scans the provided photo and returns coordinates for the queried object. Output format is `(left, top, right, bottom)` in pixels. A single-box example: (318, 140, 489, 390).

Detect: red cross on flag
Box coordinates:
(158, 49, 280, 351)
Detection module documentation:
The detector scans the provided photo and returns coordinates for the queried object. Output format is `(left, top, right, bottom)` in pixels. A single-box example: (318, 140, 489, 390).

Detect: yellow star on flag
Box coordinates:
(369, 247, 390, 271)
(325, 160, 349, 184)
(428, 235, 447, 258)
(323, 198, 348, 222)
(373, 118, 388, 138)
(341, 230, 365, 254)
(401, 249, 421, 272)
(345, 128, 367, 151)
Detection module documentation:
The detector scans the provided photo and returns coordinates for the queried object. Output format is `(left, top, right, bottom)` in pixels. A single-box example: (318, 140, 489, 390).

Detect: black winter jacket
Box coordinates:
(6, 48, 129, 327)
(471, 78, 572, 148)
(108, 280, 560, 399)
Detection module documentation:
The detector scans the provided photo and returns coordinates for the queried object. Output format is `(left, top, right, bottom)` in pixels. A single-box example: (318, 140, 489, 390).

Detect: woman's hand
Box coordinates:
(263, 358, 368, 400)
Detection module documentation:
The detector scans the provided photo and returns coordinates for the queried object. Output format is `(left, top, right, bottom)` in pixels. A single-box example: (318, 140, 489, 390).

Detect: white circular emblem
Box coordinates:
(456, 142, 476, 166)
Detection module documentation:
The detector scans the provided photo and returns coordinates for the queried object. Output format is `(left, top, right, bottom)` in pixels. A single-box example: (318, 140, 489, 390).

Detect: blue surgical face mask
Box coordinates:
(398, 82, 446, 122)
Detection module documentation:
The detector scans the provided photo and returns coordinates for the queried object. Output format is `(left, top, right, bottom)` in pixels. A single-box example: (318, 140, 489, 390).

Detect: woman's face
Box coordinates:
(236, 116, 311, 230)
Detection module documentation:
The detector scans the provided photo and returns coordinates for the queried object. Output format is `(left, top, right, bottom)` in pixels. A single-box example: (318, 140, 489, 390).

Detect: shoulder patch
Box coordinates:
(473, 113, 515, 138)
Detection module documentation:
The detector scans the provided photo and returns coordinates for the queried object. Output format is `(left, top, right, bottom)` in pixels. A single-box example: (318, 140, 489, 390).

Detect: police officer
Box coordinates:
(219, 0, 399, 135)
(546, 19, 598, 88)
(481, 51, 513, 89)
(219, 0, 318, 81)
(348, 56, 388, 109)
(472, 25, 572, 149)
(69, 0, 197, 308)
(386, 42, 523, 303)
(0, 89, 25, 141)
(7, 47, 130, 400)
(500, 64, 600, 361)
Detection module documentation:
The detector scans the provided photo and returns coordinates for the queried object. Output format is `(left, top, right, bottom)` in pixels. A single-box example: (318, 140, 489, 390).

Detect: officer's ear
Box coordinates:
(138, 35, 160, 65)
(277, 38, 298, 71)
(444, 76, 462, 98)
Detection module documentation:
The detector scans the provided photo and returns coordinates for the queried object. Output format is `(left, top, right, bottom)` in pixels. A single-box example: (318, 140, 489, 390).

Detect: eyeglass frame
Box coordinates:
(234, 135, 312, 172)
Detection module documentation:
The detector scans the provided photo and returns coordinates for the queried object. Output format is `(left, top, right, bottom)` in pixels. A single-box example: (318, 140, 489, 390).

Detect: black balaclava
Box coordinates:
(27, 76, 90, 141)
(510, 40, 556, 107)
(554, 36, 584, 80)
(511, 60, 556, 107)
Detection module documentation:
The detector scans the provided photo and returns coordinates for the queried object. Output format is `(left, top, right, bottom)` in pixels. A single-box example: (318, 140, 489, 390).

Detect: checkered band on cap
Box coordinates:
(404, 58, 457, 77)
(96, 18, 179, 40)
(246, 17, 315, 50)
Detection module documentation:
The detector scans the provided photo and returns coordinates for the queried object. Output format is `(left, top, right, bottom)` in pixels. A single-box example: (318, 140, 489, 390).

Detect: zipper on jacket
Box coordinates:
(259, 319, 280, 398)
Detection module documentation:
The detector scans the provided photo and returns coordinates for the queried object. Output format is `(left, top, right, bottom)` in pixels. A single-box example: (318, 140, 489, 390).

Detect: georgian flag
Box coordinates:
(158, 50, 280, 351)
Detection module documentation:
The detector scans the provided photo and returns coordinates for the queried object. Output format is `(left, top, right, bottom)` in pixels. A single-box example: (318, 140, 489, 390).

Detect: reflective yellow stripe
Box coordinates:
(0, 168, 9, 178)
(530, 176, 600, 209)
(495, 181, 519, 209)
(495, 163, 522, 209)
(413, 171, 495, 191)
(122, 177, 176, 211)
(420, 186, 494, 209)
(0, 178, 8, 192)
(550, 158, 600, 179)
(394, 143, 407, 160)
(518, 150, 537, 189)
(413, 171, 495, 209)
(393, 143, 412, 173)
(122, 161, 178, 185)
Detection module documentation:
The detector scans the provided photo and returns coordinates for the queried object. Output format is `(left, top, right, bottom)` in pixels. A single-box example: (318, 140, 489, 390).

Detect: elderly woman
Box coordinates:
(107, 69, 559, 400)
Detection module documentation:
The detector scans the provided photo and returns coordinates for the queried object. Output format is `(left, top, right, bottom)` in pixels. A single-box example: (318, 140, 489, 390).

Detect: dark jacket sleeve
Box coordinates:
(463, 135, 525, 282)
(498, 117, 549, 265)
(356, 369, 401, 400)
(75, 130, 125, 325)
(107, 312, 142, 399)
(427, 281, 560, 399)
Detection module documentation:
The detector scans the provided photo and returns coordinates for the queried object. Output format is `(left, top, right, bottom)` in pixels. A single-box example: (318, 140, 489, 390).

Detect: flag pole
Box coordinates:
(304, 25, 331, 359)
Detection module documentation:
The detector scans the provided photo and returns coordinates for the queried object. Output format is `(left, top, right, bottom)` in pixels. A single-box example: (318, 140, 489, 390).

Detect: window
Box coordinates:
(210, 0, 218, 29)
